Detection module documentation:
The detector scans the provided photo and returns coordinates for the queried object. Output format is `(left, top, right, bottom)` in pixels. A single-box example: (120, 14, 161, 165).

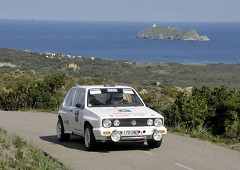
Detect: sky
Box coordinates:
(0, 0, 239, 22)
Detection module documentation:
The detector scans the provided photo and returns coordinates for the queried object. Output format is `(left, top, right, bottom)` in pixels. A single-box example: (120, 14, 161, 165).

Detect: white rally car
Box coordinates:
(57, 85, 167, 151)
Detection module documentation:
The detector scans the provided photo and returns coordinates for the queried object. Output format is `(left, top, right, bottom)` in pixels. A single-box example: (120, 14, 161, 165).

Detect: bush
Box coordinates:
(163, 86, 240, 141)
(0, 72, 66, 111)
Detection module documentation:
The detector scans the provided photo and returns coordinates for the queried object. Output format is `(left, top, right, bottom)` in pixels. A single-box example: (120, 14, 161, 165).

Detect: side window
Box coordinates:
(65, 88, 76, 107)
(73, 89, 86, 107)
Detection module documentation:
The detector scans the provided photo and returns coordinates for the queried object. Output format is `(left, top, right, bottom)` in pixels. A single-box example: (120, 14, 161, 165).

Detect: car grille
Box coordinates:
(110, 118, 149, 127)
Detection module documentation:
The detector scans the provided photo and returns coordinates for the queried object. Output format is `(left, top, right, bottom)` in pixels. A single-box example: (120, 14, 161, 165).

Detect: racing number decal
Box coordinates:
(75, 110, 80, 122)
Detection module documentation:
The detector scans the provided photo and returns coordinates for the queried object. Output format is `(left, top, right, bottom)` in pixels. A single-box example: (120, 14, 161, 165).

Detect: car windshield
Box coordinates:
(87, 88, 144, 107)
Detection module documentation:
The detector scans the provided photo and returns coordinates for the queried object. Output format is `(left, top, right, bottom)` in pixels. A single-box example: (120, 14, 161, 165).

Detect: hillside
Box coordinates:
(0, 48, 240, 89)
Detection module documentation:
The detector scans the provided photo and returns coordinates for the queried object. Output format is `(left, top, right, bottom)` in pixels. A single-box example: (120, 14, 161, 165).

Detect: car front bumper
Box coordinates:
(93, 126, 167, 142)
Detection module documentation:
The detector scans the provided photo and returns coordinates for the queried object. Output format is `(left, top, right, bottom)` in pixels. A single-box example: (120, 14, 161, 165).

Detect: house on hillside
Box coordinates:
(68, 63, 78, 69)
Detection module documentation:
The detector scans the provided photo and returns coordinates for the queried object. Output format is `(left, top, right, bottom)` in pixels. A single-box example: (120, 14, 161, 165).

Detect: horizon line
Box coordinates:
(0, 18, 240, 23)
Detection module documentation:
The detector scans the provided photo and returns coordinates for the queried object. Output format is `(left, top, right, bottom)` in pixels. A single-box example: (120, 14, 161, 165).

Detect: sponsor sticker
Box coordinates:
(133, 113, 145, 116)
(118, 109, 131, 112)
(90, 89, 101, 94)
(123, 89, 134, 94)
(115, 114, 130, 117)
(107, 89, 118, 92)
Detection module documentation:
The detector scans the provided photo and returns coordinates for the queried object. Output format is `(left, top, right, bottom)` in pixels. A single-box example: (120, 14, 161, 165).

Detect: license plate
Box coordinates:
(121, 130, 142, 136)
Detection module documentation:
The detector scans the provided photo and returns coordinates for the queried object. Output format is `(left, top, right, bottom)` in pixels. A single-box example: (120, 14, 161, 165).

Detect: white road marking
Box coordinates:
(142, 151, 154, 155)
(175, 163, 195, 170)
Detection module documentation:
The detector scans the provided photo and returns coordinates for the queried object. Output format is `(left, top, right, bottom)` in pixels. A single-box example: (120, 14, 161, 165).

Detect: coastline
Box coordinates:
(0, 47, 239, 65)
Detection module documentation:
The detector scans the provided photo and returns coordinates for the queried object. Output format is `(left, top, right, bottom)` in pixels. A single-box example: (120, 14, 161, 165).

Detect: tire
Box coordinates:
(84, 124, 97, 151)
(147, 138, 162, 149)
(57, 119, 70, 142)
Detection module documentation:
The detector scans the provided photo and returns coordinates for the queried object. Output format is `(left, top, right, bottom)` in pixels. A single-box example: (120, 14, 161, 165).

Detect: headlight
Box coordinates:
(111, 131, 121, 142)
(154, 118, 163, 127)
(147, 119, 153, 126)
(153, 130, 162, 141)
(113, 119, 120, 126)
(103, 119, 112, 128)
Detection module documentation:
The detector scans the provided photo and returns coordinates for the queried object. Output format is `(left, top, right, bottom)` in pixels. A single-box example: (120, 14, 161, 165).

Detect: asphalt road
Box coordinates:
(0, 111, 240, 170)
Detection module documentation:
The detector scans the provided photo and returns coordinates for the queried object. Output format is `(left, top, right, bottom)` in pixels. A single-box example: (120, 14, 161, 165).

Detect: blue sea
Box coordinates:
(0, 20, 240, 64)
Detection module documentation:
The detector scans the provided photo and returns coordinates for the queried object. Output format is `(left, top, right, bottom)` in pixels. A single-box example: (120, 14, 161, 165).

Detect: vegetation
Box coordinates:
(0, 127, 68, 170)
(1, 48, 240, 89)
(142, 86, 240, 150)
(167, 86, 240, 138)
(0, 71, 66, 111)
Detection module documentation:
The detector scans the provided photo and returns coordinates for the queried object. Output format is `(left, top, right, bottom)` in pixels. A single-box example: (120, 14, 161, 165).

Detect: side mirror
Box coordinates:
(76, 103, 84, 109)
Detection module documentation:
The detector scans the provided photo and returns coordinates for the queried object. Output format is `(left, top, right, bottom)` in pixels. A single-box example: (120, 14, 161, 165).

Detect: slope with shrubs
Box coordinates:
(141, 86, 240, 151)
(0, 127, 68, 170)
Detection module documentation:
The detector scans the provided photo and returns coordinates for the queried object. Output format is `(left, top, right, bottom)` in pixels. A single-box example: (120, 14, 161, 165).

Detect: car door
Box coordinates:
(62, 88, 77, 131)
(72, 88, 86, 132)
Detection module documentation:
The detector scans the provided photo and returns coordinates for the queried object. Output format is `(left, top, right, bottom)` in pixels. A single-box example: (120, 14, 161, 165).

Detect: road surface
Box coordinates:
(0, 111, 239, 170)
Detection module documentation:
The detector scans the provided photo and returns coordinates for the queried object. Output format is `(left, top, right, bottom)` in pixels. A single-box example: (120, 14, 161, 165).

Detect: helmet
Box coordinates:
(112, 93, 123, 102)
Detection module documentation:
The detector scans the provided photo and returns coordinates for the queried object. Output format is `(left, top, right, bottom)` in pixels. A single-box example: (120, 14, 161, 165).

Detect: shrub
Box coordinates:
(0, 72, 66, 111)
(163, 86, 240, 141)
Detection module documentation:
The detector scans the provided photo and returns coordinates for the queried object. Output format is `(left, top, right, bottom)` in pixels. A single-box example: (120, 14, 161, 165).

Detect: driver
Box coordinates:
(112, 93, 123, 103)
(105, 93, 128, 104)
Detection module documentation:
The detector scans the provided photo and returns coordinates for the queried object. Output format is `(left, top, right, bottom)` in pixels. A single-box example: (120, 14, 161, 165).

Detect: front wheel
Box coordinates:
(84, 125, 97, 151)
(57, 119, 70, 142)
(147, 138, 162, 149)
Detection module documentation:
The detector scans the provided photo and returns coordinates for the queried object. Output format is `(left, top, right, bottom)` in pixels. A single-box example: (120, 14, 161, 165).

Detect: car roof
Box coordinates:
(72, 85, 133, 90)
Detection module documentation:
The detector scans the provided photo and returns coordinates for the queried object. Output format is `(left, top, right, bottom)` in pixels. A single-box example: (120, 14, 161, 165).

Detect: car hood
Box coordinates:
(87, 106, 163, 119)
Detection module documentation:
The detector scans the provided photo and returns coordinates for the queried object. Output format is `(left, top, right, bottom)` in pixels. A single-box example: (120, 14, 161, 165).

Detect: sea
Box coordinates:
(0, 19, 240, 64)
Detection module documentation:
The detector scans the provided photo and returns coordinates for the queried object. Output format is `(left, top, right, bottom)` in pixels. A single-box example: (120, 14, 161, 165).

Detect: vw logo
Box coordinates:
(131, 120, 137, 126)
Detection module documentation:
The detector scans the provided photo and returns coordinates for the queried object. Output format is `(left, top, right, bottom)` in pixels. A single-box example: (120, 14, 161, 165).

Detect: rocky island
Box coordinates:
(137, 23, 210, 41)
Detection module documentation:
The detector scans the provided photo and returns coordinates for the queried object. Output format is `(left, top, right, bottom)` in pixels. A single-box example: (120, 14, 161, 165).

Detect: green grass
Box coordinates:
(0, 127, 69, 170)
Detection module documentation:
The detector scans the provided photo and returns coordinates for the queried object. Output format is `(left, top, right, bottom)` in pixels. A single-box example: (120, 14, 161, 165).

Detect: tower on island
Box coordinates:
(152, 23, 157, 27)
